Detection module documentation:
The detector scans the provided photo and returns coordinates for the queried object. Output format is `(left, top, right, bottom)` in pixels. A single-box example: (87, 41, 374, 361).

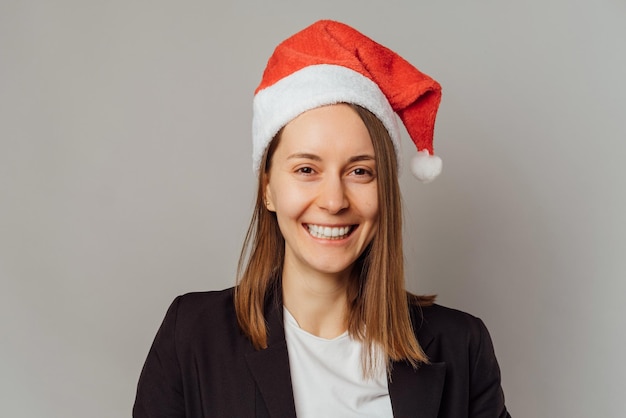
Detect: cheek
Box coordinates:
(361, 206, 378, 226)
(269, 182, 311, 217)
(360, 186, 380, 219)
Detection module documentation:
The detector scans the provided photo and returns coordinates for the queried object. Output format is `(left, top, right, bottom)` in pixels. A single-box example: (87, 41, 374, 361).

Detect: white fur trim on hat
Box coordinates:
(252, 64, 401, 173)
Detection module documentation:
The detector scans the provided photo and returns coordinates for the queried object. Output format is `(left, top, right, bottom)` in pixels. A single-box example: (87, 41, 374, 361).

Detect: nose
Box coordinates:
(317, 175, 349, 214)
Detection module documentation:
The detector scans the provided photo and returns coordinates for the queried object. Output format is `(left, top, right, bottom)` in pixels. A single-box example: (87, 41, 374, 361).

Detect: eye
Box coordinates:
(347, 166, 376, 183)
(296, 166, 315, 175)
(350, 167, 375, 177)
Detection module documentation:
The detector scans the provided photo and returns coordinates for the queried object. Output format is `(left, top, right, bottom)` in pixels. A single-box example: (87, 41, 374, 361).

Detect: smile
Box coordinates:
(306, 224, 354, 240)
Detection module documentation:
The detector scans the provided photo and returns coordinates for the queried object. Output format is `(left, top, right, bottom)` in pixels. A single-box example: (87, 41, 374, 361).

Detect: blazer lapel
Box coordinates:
(245, 298, 297, 418)
(388, 318, 446, 418)
(388, 361, 446, 418)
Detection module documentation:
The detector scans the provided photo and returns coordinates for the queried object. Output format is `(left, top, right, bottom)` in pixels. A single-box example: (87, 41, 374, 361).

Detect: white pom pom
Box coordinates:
(411, 150, 442, 183)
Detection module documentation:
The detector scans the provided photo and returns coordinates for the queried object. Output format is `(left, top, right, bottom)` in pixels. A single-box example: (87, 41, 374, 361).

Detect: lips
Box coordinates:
(306, 224, 354, 240)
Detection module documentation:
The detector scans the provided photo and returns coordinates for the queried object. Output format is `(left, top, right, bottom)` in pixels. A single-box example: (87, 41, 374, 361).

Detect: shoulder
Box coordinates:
(411, 303, 502, 375)
(164, 287, 239, 341)
(413, 303, 487, 338)
(174, 287, 236, 313)
(409, 302, 497, 358)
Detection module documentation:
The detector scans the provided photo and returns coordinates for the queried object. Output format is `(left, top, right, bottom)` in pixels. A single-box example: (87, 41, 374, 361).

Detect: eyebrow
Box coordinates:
(287, 153, 322, 161)
(286, 153, 376, 163)
(348, 155, 376, 163)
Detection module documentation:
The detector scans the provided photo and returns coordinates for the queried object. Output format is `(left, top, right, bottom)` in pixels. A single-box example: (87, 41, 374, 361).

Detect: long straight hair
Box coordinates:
(234, 104, 435, 374)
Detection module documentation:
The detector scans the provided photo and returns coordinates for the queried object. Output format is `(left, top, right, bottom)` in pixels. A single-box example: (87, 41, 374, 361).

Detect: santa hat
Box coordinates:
(252, 20, 443, 182)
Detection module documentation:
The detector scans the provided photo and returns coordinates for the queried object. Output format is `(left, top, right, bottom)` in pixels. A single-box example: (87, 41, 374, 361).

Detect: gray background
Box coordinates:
(1, 1, 625, 417)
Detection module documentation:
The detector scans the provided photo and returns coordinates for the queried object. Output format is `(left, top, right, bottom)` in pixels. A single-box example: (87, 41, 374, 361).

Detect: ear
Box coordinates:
(264, 181, 276, 212)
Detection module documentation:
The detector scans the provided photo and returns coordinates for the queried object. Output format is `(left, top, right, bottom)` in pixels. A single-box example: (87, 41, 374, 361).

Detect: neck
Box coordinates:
(281, 263, 351, 339)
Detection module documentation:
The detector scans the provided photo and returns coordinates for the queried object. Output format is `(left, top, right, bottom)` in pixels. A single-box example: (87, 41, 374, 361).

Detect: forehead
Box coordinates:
(275, 104, 374, 157)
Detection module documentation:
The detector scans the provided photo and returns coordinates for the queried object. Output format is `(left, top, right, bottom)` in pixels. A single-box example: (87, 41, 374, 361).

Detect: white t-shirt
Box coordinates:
(283, 307, 394, 418)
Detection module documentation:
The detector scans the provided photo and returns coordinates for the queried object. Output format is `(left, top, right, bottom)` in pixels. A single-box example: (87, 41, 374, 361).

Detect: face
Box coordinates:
(265, 104, 379, 279)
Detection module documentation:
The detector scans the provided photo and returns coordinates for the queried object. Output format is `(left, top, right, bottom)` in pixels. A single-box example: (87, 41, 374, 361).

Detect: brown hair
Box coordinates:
(235, 104, 435, 373)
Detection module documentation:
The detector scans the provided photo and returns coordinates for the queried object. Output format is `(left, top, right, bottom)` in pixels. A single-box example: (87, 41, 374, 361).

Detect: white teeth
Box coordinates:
(307, 224, 352, 239)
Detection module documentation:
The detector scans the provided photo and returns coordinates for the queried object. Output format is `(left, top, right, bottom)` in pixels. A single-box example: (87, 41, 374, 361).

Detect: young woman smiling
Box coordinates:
(134, 20, 510, 418)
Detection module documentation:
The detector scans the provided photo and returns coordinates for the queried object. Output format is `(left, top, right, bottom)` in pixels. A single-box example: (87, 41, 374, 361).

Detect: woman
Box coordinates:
(134, 20, 510, 417)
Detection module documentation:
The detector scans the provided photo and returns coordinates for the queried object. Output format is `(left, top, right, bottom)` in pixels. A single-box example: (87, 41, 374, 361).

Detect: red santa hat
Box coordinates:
(252, 20, 443, 182)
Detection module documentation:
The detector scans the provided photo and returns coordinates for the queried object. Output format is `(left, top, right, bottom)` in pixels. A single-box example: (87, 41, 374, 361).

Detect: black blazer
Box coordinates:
(134, 288, 510, 417)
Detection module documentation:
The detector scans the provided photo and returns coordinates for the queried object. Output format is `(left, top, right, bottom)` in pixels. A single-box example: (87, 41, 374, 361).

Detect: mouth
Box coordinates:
(305, 224, 355, 240)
